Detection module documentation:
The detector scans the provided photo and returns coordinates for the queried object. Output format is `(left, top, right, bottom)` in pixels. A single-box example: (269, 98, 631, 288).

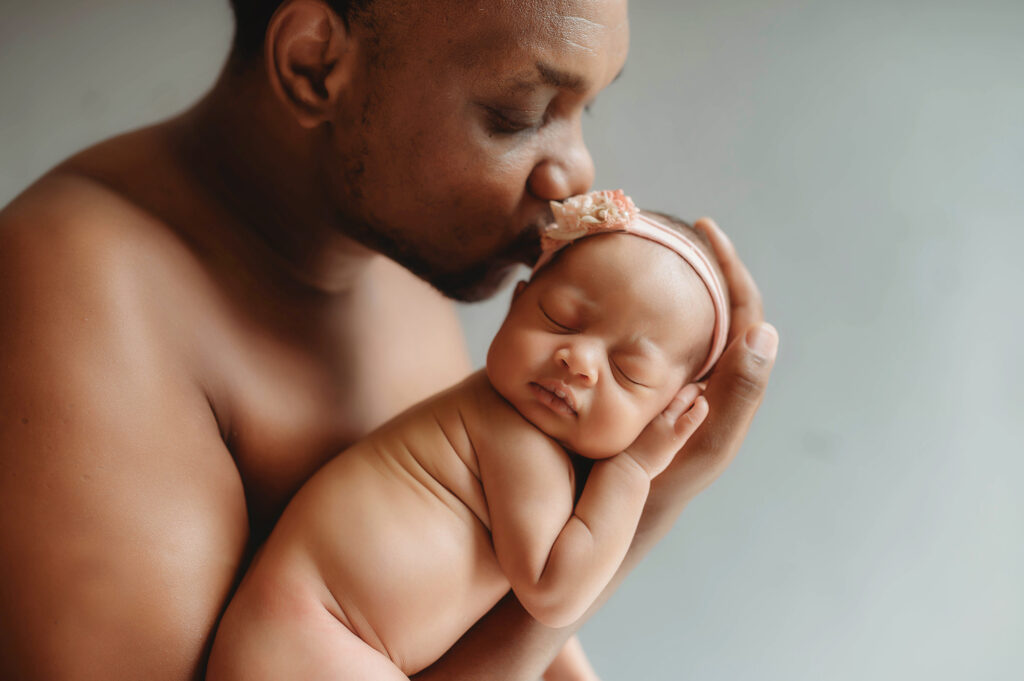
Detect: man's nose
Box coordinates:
(527, 124, 595, 201)
(554, 343, 599, 385)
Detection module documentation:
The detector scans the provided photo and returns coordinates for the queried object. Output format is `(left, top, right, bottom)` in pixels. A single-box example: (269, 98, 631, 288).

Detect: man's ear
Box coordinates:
(265, 0, 356, 128)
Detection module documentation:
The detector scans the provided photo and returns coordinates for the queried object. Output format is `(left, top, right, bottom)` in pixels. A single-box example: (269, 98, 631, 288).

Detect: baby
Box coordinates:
(207, 190, 730, 681)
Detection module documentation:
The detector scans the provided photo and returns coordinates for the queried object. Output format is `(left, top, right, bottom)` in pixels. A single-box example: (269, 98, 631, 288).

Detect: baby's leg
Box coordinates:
(207, 558, 408, 681)
(542, 635, 601, 681)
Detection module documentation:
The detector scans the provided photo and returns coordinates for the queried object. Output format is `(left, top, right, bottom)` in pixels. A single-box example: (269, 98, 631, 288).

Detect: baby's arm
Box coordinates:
(478, 385, 708, 629)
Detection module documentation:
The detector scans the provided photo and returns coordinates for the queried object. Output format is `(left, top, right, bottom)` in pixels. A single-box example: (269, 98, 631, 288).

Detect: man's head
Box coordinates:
(226, 0, 629, 300)
(228, 1, 371, 59)
(486, 220, 724, 458)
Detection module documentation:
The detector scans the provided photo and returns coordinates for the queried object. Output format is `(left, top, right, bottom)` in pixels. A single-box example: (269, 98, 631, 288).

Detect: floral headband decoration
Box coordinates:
(531, 189, 730, 380)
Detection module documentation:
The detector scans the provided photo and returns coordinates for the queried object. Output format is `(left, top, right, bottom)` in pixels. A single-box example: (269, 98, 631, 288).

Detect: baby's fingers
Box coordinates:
(624, 384, 704, 479)
(663, 383, 702, 422)
(674, 396, 708, 443)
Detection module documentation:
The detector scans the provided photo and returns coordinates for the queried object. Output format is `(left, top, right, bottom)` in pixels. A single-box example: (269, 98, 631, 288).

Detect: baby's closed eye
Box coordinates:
(539, 302, 578, 333)
(610, 356, 655, 388)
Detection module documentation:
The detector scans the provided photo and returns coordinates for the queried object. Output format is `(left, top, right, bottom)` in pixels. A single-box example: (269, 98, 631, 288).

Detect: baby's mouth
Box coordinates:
(529, 381, 578, 416)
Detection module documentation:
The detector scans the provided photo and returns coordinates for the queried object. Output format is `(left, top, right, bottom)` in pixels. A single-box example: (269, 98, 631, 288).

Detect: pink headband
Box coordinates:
(531, 190, 729, 380)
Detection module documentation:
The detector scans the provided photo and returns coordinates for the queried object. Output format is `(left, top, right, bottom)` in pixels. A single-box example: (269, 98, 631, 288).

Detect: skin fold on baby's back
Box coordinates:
(243, 371, 557, 675)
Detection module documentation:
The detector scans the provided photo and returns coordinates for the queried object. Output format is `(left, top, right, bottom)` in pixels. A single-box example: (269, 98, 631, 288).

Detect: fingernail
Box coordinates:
(745, 323, 778, 361)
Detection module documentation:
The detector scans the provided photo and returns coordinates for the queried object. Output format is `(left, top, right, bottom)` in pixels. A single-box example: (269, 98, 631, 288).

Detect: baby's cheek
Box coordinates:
(590, 404, 648, 455)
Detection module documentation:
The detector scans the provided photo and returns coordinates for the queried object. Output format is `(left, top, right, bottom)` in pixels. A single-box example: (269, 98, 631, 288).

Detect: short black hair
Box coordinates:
(227, 0, 374, 58)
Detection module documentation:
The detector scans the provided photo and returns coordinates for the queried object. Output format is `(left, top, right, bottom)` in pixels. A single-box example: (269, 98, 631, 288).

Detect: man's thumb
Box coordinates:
(708, 323, 778, 422)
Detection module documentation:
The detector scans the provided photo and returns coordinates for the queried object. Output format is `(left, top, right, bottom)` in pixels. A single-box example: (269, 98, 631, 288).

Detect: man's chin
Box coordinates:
(425, 259, 524, 302)
(407, 231, 541, 301)
(337, 211, 542, 301)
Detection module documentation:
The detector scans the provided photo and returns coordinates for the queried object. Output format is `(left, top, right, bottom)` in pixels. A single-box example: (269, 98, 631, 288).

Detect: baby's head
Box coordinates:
(486, 190, 729, 459)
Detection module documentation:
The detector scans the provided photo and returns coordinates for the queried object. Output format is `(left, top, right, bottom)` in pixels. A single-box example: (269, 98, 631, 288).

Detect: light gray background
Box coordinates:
(2, 1, 1021, 679)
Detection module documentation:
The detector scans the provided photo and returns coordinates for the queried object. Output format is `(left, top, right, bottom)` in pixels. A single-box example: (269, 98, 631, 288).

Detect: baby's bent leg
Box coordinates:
(207, 562, 408, 681)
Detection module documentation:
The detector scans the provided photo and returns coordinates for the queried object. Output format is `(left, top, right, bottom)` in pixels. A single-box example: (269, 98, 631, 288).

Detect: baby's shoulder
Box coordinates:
(452, 373, 564, 461)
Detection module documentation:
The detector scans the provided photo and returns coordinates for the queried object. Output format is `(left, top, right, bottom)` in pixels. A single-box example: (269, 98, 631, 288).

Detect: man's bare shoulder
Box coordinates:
(0, 172, 247, 679)
(0, 168, 228, 482)
(0, 171, 216, 362)
(2, 169, 200, 270)
(0, 167, 229, 475)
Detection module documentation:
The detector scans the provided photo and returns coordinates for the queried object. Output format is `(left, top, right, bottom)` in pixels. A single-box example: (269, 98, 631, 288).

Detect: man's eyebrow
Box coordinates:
(535, 62, 625, 94)
(536, 62, 588, 93)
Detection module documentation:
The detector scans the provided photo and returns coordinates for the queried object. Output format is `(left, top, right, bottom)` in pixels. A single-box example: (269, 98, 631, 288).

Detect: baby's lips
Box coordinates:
(535, 378, 579, 413)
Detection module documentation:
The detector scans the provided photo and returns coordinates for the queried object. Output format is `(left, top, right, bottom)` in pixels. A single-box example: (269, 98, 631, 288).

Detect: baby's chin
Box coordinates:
(555, 434, 636, 460)
(485, 365, 643, 458)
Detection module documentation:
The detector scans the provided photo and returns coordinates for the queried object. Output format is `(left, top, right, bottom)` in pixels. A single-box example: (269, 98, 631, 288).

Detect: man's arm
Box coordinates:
(541, 635, 600, 681)
(0, 211, 248, 680)
(413, 217, 777, 681)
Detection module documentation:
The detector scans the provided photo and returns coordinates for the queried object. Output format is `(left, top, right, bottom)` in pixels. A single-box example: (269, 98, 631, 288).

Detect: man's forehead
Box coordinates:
(496, 61, 625, 97)
(433, 1, 629, 77)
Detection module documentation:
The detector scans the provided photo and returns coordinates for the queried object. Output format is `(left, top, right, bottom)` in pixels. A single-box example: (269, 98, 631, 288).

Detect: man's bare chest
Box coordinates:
(204, 309, 453, 532)
(194, 289, 468, 534)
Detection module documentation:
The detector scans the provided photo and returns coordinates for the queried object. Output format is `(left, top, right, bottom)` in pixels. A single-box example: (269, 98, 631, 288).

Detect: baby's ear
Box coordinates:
(511, 280, 528, 303)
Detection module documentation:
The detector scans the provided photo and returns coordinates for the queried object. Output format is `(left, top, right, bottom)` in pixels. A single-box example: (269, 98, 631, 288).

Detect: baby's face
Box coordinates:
(486, 233, 716, 458)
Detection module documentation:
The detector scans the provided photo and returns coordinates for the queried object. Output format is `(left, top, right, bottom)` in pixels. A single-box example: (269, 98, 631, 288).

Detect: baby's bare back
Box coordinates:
(228, 372, 520, 674)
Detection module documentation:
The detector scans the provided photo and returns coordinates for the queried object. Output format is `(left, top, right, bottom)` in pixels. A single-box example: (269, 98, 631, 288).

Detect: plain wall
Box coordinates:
(2, 1, 1021, 679)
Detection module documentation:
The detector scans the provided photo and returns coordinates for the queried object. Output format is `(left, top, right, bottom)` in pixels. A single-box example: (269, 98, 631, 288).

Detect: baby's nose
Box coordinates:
(555, 345, 598, 385)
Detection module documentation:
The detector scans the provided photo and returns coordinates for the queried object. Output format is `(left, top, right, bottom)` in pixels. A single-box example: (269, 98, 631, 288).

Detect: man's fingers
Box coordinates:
(658, 322, 778, 498)
(718, 324, 777, 405)
(702, 322, 777, 442)
(693, 217, 764, 342)
(697, 322, 776, 452)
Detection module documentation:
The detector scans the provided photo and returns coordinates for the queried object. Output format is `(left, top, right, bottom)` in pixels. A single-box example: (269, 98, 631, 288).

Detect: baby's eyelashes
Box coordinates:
(539, 304, 578, 333)
(610, 360, 645, 387)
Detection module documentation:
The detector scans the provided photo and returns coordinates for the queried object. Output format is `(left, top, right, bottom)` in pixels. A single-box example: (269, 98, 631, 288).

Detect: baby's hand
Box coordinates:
(622, 384, 709, 479)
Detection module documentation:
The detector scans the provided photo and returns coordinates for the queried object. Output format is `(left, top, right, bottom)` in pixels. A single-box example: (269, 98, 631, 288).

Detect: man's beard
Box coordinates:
(333, 211, 540, 302)
(326, 158, 539, 300)
(423, 257, 524, 302)
(324, 117, 545, 300)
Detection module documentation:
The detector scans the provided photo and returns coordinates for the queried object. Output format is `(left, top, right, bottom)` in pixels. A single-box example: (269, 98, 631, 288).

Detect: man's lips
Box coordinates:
(529, 381, 578, 417)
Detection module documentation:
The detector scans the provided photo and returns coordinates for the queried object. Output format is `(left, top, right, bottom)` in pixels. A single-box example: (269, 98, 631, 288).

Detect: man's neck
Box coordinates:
(164, 64, 376, 296)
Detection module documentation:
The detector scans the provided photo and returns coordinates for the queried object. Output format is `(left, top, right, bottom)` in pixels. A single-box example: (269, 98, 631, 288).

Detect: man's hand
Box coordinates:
(642, 216, 778, 529)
